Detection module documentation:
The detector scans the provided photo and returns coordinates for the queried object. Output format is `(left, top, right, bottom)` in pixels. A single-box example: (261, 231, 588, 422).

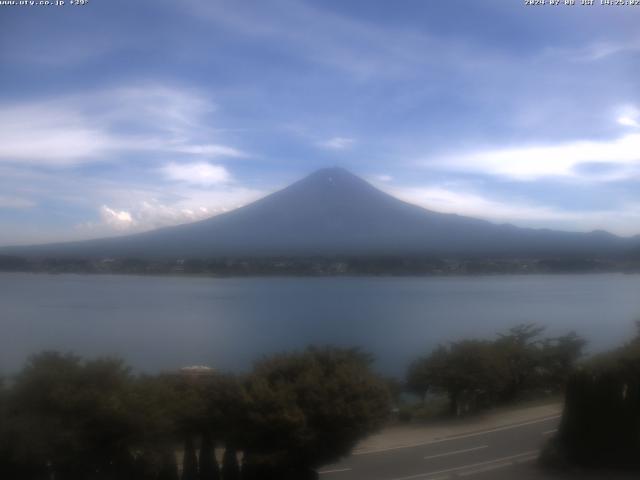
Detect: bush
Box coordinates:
(240, 347, 390, 475)
(407, 324, 585, 416)
(544, 323, 640, 470)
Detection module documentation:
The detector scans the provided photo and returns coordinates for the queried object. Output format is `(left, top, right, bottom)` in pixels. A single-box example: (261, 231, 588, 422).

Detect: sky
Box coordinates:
(1, 0, 640, 246)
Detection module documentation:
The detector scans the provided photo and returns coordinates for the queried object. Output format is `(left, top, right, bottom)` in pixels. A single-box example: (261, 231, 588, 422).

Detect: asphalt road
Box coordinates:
(318, 415, 565, 480)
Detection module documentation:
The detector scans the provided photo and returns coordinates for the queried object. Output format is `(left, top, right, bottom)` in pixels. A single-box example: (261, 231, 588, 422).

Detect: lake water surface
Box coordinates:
(2, 273, 640, 376)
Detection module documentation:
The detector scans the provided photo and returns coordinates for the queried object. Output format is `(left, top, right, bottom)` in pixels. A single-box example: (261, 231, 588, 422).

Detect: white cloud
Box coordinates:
(135, 201, 213, 227)
(91, 202, 202, 233)
(388, 186, 573, 223)
(75, 185, 265, 238)
(0, 105, 111, 165)
(430, 133, 640, 181)
(174, 144, 247, 157)
(317, 136, 355, 150)
(161, 162, 232, 186)
(0, 160, 268, 245)
(384, 184, 640, 236)
(374, 174, 393, 182)
(579, 40, 640, 62)
(617, 106, 640, 128)
(545, 39, 640, 63)
(99, 206, 135, 230)
(0, 85, 248, 167)
(618, 117, 640, 128)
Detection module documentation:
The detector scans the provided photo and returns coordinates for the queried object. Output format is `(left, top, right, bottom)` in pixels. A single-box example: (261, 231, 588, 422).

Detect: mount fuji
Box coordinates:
(2, 168, 635, 259)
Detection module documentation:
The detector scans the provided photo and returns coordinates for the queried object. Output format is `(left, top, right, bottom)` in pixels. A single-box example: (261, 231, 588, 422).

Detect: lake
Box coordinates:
(1, 272, 640, 376)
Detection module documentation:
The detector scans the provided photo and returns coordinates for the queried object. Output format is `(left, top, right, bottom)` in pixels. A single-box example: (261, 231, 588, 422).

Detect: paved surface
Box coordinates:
(318, 404, 637, 480)
(353, 404, 562, 455)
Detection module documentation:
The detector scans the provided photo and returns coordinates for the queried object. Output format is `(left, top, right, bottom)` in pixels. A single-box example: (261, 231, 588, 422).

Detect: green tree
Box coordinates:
(198, 433, 220, 480)
(408, 325, 586, 416)
(181, 436, 197, 480)
(198, 374, 246, 450)
(494, 324, 546, 401)
(128, 374, 208, 479)
(539, 331, 586, 391)
(440, 340, 509, 415)
(406, 359, 430, 403)
(157, 449, 179, 480)
(406, 345, 449, 404)
(240, 347, 390, 478)
(411, 341, 509, 415)
(0, 376, 14, 479)
(220, 447, 240, 480)
(4, 352, 139, 479)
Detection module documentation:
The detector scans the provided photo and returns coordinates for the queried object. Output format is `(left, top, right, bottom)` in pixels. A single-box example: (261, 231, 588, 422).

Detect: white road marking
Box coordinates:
(318, 467, 352, 475)
(459, 453, 538, 476)
(353, 415, 560, 455)
(457, 461, 513, 476)
(388, 450, 539, 480)
(423, 445, 488, 460)
(542, 429, 558, 435)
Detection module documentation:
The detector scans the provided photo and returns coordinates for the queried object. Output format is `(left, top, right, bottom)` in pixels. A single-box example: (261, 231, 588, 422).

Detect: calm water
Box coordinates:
(1, 272, 640, 376)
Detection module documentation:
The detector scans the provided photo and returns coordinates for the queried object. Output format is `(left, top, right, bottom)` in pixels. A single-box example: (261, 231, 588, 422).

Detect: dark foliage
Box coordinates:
(198, 433, 220, 480)
(1, 352, 139, 479)
(407, 324, 585, 416)
(0, 347, 390, 479)
(220, 447, 240, 480)
(551, 323, 640, 469)
(157, 449, 179, 480)
(240, 347, 390, 473)
(181, 437, 197, 480)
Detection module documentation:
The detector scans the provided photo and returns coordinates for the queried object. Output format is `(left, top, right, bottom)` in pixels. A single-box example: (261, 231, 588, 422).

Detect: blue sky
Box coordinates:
(1, 0, 640, 245)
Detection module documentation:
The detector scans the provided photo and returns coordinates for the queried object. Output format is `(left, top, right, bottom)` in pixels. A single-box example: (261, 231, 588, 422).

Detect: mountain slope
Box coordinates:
(2, 168, 636, 258)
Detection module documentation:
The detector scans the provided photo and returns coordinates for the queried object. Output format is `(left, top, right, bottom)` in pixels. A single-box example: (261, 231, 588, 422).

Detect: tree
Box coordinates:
(406, 345, 449, 404)
(409, 341, 509, 416)
(539, 331, 586, 391)
(547, 323, 640, 468)
(5, 352, 140, 479)
(494, 324, 546, 401)
(198, 374, 246, 450)
(157, 449, 179, 480)
(0, 376, 15, 479)
(198, 433, 220, 480)
(384, 377, 404, 408)
(441, 340, 511, 415)
(240, 347, 390, 477)
(181, 436, 198, 480)
(408, 325, 587, 417)
(555, 367, 640, 468)
(406, 359, 430, 403)
(128, 373, 214, 480)
(0, 346, 391, 479)
(220, 447, 240, 480)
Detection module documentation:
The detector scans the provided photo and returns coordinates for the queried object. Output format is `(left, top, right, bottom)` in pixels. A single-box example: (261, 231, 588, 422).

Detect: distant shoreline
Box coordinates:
(1, 255, 640, 279)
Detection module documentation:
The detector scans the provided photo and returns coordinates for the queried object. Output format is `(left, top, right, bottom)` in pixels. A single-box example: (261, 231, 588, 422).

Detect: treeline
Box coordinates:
(0, 347, 390, 480)
(0, 255, 449, 276)
(3, 324, 637, 477)
(0, 254, 634, 276)
(544, 323, 640, 470)
(406, 324, 585, 416)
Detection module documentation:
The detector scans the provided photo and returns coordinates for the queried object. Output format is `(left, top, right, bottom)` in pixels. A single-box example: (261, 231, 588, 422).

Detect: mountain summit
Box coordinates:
(2, 168, 635, 258)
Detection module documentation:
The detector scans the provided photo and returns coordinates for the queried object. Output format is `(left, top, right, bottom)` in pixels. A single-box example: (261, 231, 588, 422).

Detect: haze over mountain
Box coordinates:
(2, 168, 637, 259)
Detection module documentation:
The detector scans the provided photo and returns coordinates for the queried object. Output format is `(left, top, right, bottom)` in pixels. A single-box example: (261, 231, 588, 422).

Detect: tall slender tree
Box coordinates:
(182, 436, 198, 480)
(158, 449, 179, 480)
(221, 447, 240, 480)
(198, 433, 220, 480)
